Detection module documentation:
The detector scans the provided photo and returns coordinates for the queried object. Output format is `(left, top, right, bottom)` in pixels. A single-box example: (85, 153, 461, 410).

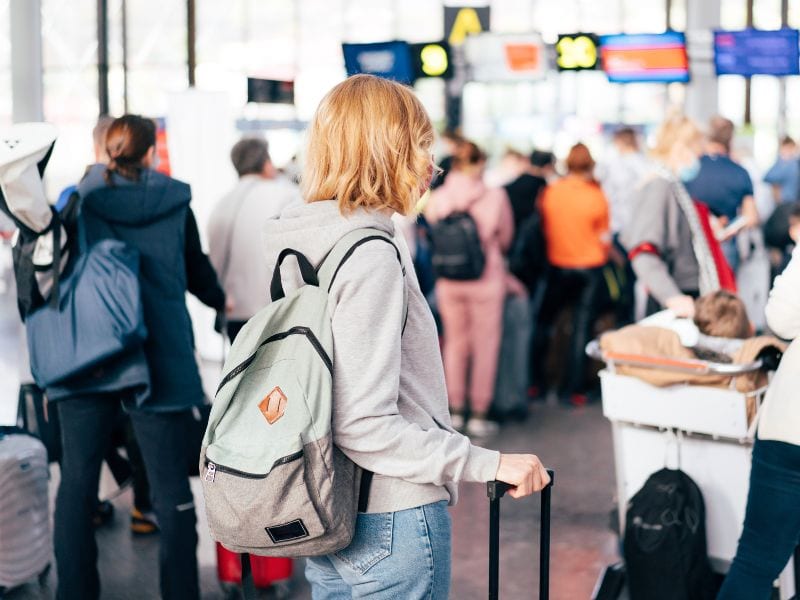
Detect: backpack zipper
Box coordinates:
(203, 450, 304, 482)
(216, 326, 332, 395)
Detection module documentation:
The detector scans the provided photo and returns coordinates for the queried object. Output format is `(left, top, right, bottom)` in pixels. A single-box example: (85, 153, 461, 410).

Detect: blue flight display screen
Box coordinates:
(342, 41, 414, 84)
(714, 29, 800, 76)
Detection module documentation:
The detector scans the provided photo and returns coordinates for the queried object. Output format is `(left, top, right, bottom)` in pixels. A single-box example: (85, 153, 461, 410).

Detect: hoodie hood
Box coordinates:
(429, 171, 487, 219)
(78, 164, 191, 226)
(263, 200, 395, 290)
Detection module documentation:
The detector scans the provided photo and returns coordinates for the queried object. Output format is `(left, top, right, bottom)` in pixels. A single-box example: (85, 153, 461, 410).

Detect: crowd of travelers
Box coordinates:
(1, 72, 800, 599)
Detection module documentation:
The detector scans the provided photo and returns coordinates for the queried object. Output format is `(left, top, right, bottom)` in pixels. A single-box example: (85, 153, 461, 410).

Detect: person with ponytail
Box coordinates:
(53, 115, 224, 600)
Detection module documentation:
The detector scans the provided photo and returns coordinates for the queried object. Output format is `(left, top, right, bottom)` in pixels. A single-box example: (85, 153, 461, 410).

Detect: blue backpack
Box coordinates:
(25, 216, 148, 389)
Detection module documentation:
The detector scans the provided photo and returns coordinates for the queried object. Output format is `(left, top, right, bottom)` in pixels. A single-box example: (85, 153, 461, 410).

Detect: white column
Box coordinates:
(10, 0, 44, 123)
(684, 0, 720, 124)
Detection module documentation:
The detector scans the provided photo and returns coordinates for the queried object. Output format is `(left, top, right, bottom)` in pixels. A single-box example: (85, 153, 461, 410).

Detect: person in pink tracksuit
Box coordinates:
(426, 142, 514, 437)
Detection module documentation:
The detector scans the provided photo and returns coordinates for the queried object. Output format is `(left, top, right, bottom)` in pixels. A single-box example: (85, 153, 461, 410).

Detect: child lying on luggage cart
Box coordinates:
(642, 290, 753, 363)
(597, 290, 785, 401)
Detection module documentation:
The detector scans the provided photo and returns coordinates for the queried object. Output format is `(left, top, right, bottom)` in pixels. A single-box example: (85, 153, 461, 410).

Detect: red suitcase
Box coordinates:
(216, 543, 293, 598)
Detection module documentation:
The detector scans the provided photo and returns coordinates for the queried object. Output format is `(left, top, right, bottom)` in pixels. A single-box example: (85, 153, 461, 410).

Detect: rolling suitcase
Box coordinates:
(487, 469, 554, 600)
(0, 427, 52, 597)
(492, 294, 532, 420)
(217, 543, 292, 599)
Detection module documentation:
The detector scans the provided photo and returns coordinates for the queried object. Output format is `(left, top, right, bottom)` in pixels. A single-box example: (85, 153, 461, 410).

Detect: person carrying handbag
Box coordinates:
(52, 115, 224, 600)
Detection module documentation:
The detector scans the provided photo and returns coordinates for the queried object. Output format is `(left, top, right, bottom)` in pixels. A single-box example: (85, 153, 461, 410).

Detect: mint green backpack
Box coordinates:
(200, 229, 405, 557)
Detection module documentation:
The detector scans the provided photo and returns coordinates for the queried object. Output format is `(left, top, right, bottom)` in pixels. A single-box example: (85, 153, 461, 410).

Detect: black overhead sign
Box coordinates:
(410, 41, 454, 80)
(247, 78, 295, 105)
(555, 33, 600, 71)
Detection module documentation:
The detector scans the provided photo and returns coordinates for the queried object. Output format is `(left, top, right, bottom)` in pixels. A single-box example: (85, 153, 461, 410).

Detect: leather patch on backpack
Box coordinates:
(265, 519, 309, 543)
(259, 387, 287, 424)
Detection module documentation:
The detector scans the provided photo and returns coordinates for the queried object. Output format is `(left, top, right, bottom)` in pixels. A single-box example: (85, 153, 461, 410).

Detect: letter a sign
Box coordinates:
(444, 5, 490, 47)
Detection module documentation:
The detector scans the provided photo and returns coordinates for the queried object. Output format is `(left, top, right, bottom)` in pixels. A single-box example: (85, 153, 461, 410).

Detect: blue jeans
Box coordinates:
(305, 501, 451, 599)
(718, 438, 800, 599)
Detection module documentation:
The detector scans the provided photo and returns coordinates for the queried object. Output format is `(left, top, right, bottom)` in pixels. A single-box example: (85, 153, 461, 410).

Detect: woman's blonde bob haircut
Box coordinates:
(650, 112, 703, 163)
(301, 74, 435, 216)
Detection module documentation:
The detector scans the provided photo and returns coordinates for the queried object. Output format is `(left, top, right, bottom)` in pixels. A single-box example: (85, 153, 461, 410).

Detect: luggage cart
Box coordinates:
(586, 341, 796, 598)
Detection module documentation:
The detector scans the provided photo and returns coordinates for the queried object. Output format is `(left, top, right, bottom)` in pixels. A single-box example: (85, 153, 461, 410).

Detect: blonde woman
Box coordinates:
(621, 114, 722, 318)
(263, 75, 550, 598)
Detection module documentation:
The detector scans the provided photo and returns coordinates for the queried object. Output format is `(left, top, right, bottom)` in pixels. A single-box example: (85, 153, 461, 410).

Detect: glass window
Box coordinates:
(720, 0, 748, 29)
(579, 0, 622, 34)
(718, 76, 747, 124)
(532, 0, 579, 42)
(622, 0, 667, 32)
(125, 0, 187, 116)
(0, 0, 11, 128)
(785, 78, 800, 138)
(492, 0, 535, 34)
(396, 0, 442, 42)
(344, 0, 393, 41)
(753, 0, 782, 29)
(669, 0, 688, 31)
(196, 0, 296, 108)
(41, 0, 99, 196)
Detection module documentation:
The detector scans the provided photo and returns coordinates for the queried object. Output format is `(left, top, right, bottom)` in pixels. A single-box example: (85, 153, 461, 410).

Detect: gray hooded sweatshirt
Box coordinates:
(263, 200, 501, 513)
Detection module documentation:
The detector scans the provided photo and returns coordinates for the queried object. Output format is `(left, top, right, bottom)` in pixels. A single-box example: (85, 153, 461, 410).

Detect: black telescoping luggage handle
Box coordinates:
(487, 469, 554, 600)
(270, 248, 319, 301)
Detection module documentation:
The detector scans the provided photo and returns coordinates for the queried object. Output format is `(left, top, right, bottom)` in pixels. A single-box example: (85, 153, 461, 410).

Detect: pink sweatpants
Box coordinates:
(436, 281, 505, 415)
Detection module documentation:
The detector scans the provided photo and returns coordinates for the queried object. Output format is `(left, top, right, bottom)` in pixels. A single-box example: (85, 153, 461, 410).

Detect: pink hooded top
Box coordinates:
(427, 171, 514, 293)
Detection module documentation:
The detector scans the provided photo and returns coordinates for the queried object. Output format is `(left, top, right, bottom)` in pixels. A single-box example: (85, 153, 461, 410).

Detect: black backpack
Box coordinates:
(623, 469, 716, 600)
(509, 210, 547, 289)
(763, 200, 799, 251)
(429, 211, 486, 280)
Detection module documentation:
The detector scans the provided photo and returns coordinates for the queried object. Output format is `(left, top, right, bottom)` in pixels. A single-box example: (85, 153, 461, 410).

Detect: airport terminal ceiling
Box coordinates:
(4, 0, 800, 194)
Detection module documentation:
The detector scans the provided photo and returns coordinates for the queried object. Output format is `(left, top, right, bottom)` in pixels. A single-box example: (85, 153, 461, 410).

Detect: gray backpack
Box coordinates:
(200, 228, 406, 557)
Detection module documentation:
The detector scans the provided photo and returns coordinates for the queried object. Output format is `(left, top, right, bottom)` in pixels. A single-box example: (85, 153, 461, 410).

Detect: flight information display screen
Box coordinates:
(714, 29, 800, 76)
(342, 41, 414, 84)
(600, 32, 690, 83)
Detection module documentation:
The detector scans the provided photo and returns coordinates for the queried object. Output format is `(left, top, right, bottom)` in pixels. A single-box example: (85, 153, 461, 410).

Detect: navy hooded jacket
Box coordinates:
(77, 165, 223, 412)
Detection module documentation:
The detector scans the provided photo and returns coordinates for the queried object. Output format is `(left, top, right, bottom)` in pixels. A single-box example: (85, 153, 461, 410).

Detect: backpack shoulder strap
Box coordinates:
(316, 228, 408, 513)
(317, 228, 408, 331)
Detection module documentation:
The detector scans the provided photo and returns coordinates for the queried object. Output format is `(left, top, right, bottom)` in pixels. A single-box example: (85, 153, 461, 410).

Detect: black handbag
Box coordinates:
(186, 401, 211, 476)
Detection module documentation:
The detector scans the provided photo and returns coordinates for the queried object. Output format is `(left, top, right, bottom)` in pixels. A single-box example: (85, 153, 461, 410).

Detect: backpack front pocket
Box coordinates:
(203, 443, 327, 549)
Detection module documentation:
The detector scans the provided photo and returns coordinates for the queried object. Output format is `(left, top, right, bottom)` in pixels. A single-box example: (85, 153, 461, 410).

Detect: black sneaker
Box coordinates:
(92, 500, 115, 528)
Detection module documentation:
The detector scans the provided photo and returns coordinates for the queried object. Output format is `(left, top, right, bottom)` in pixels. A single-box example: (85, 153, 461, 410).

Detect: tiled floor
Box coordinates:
(4, 401, 620, 600)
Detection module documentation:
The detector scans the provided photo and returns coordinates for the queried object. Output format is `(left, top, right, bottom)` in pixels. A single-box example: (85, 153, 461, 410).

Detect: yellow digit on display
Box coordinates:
(556, 37, 577, 69)
(574, 35, 598, 69)
(420, 44, 448, 77)
(557, 35, 598, 70)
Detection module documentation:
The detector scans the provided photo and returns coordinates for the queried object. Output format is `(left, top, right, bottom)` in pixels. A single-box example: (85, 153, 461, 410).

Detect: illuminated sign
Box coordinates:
(556, 33, 600, 71)
(410, 41, 453, 79)
(714, 29, 800, 76)
(154, 117, 171, 176)
(465, 33, 546, 81)
(444, 6, 490, 46)
(342, 41, 414, 84)
(600, 32, 690, 84)
(247, 78, 295, 105)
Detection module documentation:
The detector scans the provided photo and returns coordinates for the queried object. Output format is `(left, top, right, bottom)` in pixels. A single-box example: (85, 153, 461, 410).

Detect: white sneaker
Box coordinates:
(450, 413, 465, 430)
(466, 418, 499, 438)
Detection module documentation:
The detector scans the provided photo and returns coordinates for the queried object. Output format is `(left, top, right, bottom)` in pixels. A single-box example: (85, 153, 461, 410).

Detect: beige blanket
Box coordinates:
(599, 325, 785, 395)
